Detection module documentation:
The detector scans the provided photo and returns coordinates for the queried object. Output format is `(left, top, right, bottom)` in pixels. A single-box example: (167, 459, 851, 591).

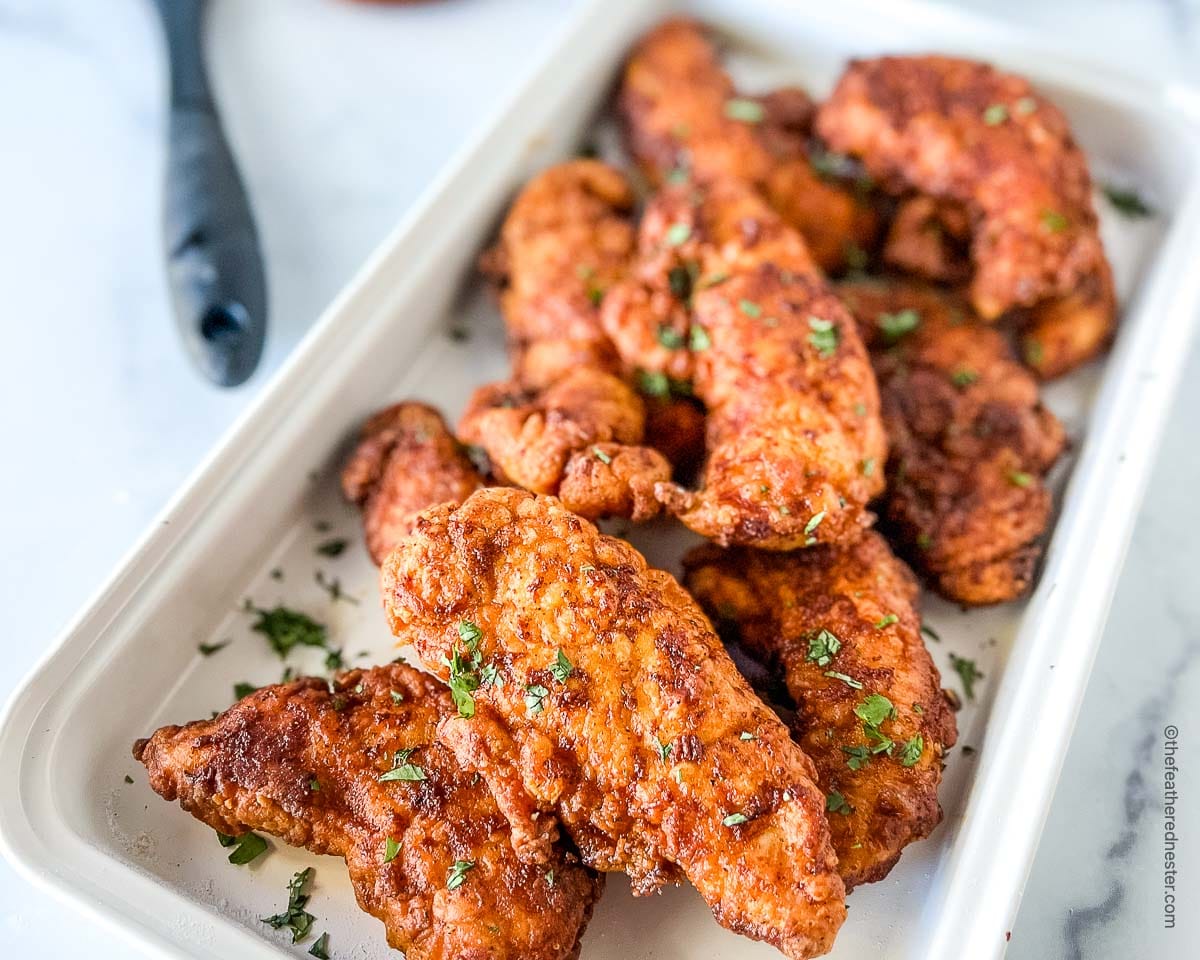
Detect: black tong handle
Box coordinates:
(154, 0, 267, 386)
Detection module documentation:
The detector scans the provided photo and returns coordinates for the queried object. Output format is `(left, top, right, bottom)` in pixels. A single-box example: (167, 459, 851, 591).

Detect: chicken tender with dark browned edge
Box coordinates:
(816, 54, 1116, 376)
(837, 279, 1066, 604)
(380, 488, 847, 960)
(603, 176, 886, 549)
(341, 402, 484, 564)
(684, 532, 957, 890)
(133, 663, 602, 960)
(619, 18, 878, 272)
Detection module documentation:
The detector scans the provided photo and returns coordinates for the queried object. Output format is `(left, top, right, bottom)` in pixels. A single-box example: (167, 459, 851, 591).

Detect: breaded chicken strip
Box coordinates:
(341, 402, 484, 564)
(684, 532, 957, 889)
(380, 488, 847, 960)
(816, 55, 1115, 376)
(837, 279, 1066, 604)
(604, 176, 886, 548)
(134, 664, 601, 960)
(619, 18, 878, 272)
(466, 161, 672, 519)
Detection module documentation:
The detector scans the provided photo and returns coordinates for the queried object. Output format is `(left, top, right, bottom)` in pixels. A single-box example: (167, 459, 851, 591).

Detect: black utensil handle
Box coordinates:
(155, 0, 267, 387)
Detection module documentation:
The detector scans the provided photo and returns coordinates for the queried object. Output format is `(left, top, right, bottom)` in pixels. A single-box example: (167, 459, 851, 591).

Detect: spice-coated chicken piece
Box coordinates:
(133, 664, 602, 960)
(815, 54, 1115, 376)
(684, 532, 958, 889)
(619, 17, 878, 272)
(380, 488, 847, 960)
(837, 279, 1066, 604)
(341, 402, 484, 565)
(603, 176, 886, 549)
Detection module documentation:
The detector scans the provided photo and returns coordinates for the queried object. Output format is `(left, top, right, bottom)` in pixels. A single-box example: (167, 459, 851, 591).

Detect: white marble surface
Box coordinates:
(1, 0, 1197, 957)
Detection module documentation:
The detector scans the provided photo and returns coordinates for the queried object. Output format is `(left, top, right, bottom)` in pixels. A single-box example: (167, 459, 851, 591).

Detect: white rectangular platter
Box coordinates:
(3, 1, 1200, 959)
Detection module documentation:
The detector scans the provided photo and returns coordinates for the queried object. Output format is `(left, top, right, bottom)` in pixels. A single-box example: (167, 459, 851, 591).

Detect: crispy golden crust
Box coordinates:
(133, 664, 602, 960)
(683, 532, 957, 889)
(603, 177, 886, 548)
(619, 18, 877, 272)
(380, 488, 847, 960)
(881, 196, 972, 284)
(837, 279, 1066, 604)
(341, 403, 484, 565)
(815, 55, 1115, 373)
(482, 159, 635, 390)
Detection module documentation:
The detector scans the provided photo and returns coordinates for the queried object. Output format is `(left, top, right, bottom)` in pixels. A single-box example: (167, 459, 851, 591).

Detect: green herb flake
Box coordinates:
(854, 693, 896, 728)
(216, 831, 238, 848)
(550, 649, 574, 683)
(124, 774, 134, 785)
(951, 368, 979, 389)
(656, 325, 685, 349)
(916, 532, 933, 550)
(198, 639, 231, 657)
(826, 791, 853, 815)
(875, 614, 899, 630)
(842, 744, 872, 771)
(390, 690, 405, 704)
(316, 538, 348, 558)
(1024, 339, 1045, 368)
(950, 654, 984, 701)
(689, 325, 711, 351)
(724, 98, 766, 123)
(593, 446, 613, 465)
(657, 738, 672, 762)
(805, 629, 843, 667)
(525, 683, 550, 715)
(1103, 184, 1153, 218)
(898, 734, 925, 767)
(1041, 209, 1069, 232)
(738, 298, 762, 318)
(233, 681, 259, 700)
(666, 223, 692, 246)
(983, 103, 1009, 125)
(250, 606, 328, 659)
(666, 166, 689, 185)
(262, 868, 316, 943)
(877, 308, 921, 344)
(444, 622, 485, 718)
(722, 812, 750, 827)
(309, 778, 320, 792)
(807, 316, 839, 357)
(380, 748, 427, 783)
(636, 368, 670, 398)
(447, 860, 476, 891)
(383, 836, 401, 863)
(804, 510, 826, 536)
(308, 932, 331, 959)
(920, 624, 942, 643)
(1016, 96, 1038, 115)
(860, 457, 876, 477)
(1008, 470, 1033, 488)
(824, 670, 864, 690)
(545, 869, 556, 887)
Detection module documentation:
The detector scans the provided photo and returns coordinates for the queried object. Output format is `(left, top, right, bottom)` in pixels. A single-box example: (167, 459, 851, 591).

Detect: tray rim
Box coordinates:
(4, 1, 1200, 958)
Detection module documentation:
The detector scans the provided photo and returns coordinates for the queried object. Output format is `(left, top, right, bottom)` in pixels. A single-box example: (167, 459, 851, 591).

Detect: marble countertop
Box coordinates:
(1, 0, 1196, 956)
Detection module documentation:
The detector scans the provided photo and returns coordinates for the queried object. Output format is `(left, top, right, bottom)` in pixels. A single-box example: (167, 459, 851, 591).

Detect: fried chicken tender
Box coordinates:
(468, 161, 672, 519)
(133, 664, 601, 960)
(619, 18, 878, 272)
(816, 55, 1115, 375)
(341, 402, 484, 564)
(380, 488, 847, 960)
(683, 532, 957, 889)
(837, 279, 1066, 604)
(603, 176, 886, 548)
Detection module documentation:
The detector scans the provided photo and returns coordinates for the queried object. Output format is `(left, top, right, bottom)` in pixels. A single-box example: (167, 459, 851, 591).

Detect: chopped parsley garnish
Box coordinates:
(309, 778, 320, 792)
(809, 145, 860, 181)
(198, 639, 230, 657)
(657, 738, 672, 762)
(323, 647, 345, 671)
(724, 98, 766, 123)
(383, 836, 401, 863)
(738, 298, 762, 318)
(593, 446, 613, 465)
(250, 605, 328, 659)
(807, 316, 839, 357)
(950, 654, 984, 701)
(308, 932, 331, 959)
(389, 689, 404, 704)
(666, 223, 692, 246)
(447, 860, 475, 890)
(545, 869, 556, 887)
(875, 614, 899, 630)
(444, 621, 485, 718)
(667, 264, 695, 301)
(666, 166, 689, 185)
(920, 624, 942, 643)
(1016, 96, 1038, 115)
(262, 868, 316, 943)
(233, 681, 259, 700)
(877, 308, 921, 344)
(722, 812, 749, 827)
(315, 571, 357, 605)
(916, 532, 933, 550)
(898, 734, 925, 767)
(124, 774, 134, 785)
(458, 620, 482, 645)
(1103, 184, 1153, 218)
(479, 662, 501, 687)
(689, 325, 711, 351)
(983, 103, 1008, 125)
(804, 510, 826, 537)
(854, 694, 897, 728)
(379, 747, 426, 783)
(524, 683, 550, 715)
(1024, 339, 1045, 368)
(826, 791, 853, 815)
(1007, 470, 1033, 488)
(656, 325, 685, 349)
(860, 457, 876, 477)
(1041, 209, 1069, 232)
(549, 649, 573, 683)
(951, 368, 979, 389)
(636, 368, 670, 398)
(739, 731, 757, 741)
(824, 670, 863, 690)
(316, 538, 348, 558)
(805, 629, 842, 667)
(842, 745, 871, 771)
